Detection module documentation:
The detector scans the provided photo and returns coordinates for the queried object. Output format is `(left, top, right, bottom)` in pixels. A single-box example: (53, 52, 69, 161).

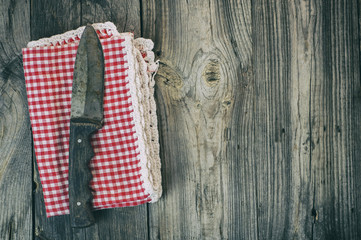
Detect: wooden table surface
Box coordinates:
(1, 0, 360, 239)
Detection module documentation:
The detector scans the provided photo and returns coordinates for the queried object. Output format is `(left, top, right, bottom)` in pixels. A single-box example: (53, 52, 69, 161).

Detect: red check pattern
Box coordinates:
(23, 36, 150, 217)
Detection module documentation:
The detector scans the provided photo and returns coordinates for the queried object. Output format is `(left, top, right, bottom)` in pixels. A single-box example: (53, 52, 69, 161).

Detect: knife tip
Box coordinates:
(83, 24, 97, 35)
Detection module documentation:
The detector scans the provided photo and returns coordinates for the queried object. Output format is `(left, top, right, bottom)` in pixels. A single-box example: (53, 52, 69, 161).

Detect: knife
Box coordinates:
(68, 25, 104, 228)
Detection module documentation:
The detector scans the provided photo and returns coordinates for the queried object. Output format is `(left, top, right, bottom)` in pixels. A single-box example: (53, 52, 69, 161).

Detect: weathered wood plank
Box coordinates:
(146, 0, 361, 239)
(287, 0, 318, 238)
(249, 0, 361, 238)
(82, 0, 140, 37)
(0, 0, 32, 239)
(216, 0, 257, 239)
(30, 0, 81, 40)
(311, 1, 361, 239)
(32, 1, 148, 239)
(143, 0, 253, 238)
(252, 1, 298, 239)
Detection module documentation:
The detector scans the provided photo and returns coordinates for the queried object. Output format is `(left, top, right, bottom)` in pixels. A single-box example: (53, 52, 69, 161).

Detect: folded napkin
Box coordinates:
(22, 22, 162, 217)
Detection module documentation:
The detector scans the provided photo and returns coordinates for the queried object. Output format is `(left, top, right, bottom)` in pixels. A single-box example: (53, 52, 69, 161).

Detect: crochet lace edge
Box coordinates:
(27, 22, 120, 47)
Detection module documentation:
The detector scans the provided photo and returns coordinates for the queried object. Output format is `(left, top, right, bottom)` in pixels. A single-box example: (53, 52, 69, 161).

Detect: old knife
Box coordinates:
(68, 25, 104, 228)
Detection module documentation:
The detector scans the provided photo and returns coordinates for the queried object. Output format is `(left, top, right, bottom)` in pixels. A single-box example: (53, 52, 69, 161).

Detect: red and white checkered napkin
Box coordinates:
(22, 22, 162, 217)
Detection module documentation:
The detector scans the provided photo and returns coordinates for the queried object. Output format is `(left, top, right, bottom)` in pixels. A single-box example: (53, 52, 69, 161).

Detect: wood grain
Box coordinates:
(0, 0, 32, 239)
(287, 0, 317, 238)
(311, 1, 361, 239)
(82, 0, 140, 37)
(144, 0, 361, 239)
(30, 0, 81, 41)
(143, 0, 253, 238)
(252, 1, 297, 239)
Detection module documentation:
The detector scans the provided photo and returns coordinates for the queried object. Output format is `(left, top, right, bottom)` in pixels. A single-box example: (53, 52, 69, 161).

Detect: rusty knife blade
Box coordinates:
(71, 25, 105, 125)
(68, 25, 104, 228)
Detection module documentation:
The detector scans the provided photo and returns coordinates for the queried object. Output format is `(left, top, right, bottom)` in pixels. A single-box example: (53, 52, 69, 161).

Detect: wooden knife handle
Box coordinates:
(68, 121, 99, 228)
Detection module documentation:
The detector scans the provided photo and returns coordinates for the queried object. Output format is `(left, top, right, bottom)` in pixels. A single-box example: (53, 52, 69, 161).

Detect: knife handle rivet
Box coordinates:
(77, 138, 82, 143)
(77, 201, 81, 206)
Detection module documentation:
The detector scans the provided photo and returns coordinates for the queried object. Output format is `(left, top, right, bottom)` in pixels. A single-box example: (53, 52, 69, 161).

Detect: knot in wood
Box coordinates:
(202, 59, 221, 87)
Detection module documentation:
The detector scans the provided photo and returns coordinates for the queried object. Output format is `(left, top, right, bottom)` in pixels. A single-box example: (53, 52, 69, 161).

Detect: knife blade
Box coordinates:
(68, 25, 104, 228)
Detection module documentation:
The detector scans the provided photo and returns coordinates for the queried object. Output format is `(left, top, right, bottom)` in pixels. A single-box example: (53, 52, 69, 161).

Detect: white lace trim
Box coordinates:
(132, 38, 162, 201)
(26, 22, 162, 202)
(27, 22, 120, 47)
(122, 35, 162, 202)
